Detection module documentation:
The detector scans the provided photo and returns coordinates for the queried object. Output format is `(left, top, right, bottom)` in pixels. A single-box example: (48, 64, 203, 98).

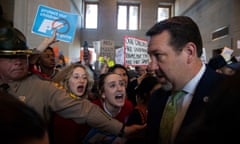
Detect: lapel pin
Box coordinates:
(203, 96, 208, 102)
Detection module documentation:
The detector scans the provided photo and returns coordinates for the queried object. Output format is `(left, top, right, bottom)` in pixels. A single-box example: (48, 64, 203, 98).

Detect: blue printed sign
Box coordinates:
(32, 5, 78, 43)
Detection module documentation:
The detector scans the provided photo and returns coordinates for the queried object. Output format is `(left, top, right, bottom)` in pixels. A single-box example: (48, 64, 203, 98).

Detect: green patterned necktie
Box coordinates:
(159, 90, 186, 144)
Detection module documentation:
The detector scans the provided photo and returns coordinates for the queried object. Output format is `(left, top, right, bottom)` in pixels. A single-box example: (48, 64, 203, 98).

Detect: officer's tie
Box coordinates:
(159, 90, 186, 144)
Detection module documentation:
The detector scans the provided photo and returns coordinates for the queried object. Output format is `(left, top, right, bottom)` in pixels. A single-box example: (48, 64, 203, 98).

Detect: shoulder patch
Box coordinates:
(52, 82, 65, 90)
(31, 72, 52, 81)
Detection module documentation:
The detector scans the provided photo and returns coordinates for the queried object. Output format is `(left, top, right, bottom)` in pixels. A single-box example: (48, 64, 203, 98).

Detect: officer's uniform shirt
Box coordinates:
(1, 73, 122, 136)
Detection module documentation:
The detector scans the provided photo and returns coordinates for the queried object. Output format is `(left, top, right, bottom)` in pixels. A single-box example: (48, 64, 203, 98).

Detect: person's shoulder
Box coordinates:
(29, 73, 65, 89)
(92, 99, 102, 107)
(151, 87, 170, 96)
(51, 68, 61, 78)
(30, 71, 52, 81)
(149, 88, 171, 106)
(12, 74, 49, 89)
(123, 99, 134, 111)
(23, 73, 45, 82)
(202, 66, 226, 84)
(125, 99, 133, 107)
(55, 68, 61, 73)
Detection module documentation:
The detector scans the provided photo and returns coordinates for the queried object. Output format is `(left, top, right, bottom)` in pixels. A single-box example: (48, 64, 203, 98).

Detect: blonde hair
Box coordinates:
(52, 63, 94, 98)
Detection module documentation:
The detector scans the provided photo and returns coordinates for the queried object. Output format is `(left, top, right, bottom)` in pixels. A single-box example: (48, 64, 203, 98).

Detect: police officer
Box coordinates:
(0, 26, 144, 140)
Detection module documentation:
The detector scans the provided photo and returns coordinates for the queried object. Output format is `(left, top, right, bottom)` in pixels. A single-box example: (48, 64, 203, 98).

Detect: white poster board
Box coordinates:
(221, 46, 234, 61)
(115, 47, 124, 65)
(124, 36, 149, 66)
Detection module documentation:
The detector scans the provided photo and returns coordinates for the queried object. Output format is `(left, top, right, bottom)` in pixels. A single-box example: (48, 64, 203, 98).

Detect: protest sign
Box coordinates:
(221, 46, 234, 62)
(93, 40, 115, 60)
(100, 40, 115, 60)
(32, 5, 78, 43)
(124, 36, 149, 66)
(115, 47, 124, 65)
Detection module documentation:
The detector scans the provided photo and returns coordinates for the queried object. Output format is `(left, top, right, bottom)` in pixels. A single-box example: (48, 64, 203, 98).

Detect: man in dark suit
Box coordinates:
(146, 16, 225, 144)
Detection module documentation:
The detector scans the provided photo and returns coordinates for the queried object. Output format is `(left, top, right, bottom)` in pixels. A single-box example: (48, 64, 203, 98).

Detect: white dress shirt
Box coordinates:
(170, 63, 206, 143)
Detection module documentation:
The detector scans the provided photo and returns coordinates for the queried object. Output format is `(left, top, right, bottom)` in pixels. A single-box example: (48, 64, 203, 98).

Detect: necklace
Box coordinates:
(103, 102, 121, 117)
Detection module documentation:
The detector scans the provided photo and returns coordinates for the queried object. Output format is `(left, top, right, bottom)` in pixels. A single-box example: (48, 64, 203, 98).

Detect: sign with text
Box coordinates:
(124, 36, 149, 66)
(32, 5, 78, 43)
(221, 46, 234, 61)
(100, 40, 115, 60)
(115, 47, 124, 65)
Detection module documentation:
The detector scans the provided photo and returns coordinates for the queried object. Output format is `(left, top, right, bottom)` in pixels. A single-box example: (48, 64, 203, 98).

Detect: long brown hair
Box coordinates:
(52, 63, 94, 98)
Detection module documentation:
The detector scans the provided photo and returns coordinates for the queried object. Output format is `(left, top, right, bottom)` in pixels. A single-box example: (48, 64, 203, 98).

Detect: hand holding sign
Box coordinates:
(36, 30, 58, 52)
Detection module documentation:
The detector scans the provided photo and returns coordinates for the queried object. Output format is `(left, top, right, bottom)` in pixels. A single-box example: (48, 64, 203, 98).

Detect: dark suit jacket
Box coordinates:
(146, 66, 226, 144)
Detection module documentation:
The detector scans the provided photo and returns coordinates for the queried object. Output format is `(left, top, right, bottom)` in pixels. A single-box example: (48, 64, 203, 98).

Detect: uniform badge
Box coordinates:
(203, 96, 208, 102)
(52, 82, 64, 89)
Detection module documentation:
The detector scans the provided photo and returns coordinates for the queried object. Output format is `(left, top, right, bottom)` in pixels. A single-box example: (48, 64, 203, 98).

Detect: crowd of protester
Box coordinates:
(1, 8, 240, 144)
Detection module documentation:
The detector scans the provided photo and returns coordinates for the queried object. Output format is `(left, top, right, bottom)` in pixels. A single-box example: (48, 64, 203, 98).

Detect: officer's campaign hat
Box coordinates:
(0, 26, 33, 55)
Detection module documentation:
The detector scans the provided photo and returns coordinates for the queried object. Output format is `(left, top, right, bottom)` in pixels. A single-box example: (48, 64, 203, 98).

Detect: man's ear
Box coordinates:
(184, 42, 196, 56)
(183, 42, 197, 64)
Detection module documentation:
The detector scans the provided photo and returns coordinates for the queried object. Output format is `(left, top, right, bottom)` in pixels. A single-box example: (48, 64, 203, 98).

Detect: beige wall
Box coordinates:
(175, 0, 240, 61)
(2, 0, 240, 63)
(13, 0, 83, 63)
(11, 0, 169, 63)
(80, 0, 161, 48)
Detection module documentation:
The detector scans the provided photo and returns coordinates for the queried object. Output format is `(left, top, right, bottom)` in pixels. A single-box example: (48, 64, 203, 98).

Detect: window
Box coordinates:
(157, 5, 171, 22)
(117, 3, 140, 30)
(85, 2, 98, 29)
